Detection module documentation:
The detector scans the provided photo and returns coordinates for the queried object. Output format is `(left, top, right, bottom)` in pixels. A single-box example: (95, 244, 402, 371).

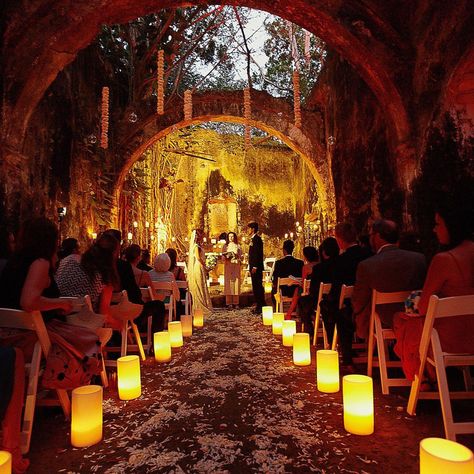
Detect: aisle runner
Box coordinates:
(70, 309, 380, 473)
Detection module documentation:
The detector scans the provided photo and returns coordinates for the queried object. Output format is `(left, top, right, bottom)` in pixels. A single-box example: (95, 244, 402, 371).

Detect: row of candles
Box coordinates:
(261, 306, 474, 472)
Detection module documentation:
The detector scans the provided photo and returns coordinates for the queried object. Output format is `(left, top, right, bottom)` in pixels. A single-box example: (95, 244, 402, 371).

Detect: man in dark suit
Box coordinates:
(352, 219, 427, 340)
(320, 223, 371, 369)
(247, 222, 265, 313)
(271, 240, 304, 310)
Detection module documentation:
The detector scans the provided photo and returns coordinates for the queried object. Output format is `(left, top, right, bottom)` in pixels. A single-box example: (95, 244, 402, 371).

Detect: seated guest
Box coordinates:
(271, 240, 304, 310)
(394, 199, 474, 382)
(124, 244, 153, 289)
(58, 237, 80, 261)
(320, 223, 371, 370)
(298, 237, 340, 339)
(352, 219, 427, 339)
(0, 346, 28, 473)
(166, 248, 186, 281)
(0, 217, 101, 386)
(150, 253, 183, 319)
(56, 233, 118, 318)
(285, 246, 319, 318)
(137, 249, 153, 272)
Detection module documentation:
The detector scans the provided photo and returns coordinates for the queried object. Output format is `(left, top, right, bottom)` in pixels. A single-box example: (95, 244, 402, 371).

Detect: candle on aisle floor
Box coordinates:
(317, 350, 340, 393)
(117, 355, 141, 400)
(343, 374, 374, 435)
(0, 451, 11, 474)
(282, 320, 296, 346)
(168, 321, 183, 347)
(420, 438, 474, 474)
(262, 306, 273, 326)
(193, 308, 204, 327)
(154, 331, 171, 362)
(181, 315, 193, 337)
(71, 385, 103, 447)
(272, 312, 284, 335)
(264, 281, 272, 293)
(293, 333, 311, 366)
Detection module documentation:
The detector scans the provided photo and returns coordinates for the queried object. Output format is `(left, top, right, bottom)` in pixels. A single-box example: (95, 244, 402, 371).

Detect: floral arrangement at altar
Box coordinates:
(205, 253, 219, 271)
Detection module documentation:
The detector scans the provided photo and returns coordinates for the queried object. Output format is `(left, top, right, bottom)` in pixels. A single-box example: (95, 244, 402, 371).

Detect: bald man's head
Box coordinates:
(372, 219, 399, 244)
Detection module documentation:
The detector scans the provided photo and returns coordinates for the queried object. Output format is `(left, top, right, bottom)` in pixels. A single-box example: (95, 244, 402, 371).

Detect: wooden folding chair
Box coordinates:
(331, 284, 354, 350)
(302, 279, 310, 296)
(60, 295, 110, 387)
(276, 277, 299, 314)
(407, 295, 474, 441)
(367, 290, 413, 394)
(176, 281, 192, 315)
(313, 282, 331, 348)
(150, 281, 175, 324)
(0, 308, 71, 454)
(104, 290, 145, 363)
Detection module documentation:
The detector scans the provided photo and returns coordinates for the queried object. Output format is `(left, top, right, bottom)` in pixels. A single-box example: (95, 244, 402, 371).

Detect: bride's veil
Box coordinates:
(187, 229, 197, 279)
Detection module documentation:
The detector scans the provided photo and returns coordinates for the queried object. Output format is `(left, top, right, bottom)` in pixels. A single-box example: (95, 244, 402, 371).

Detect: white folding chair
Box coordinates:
(302, 279, 310, 296)
(331, 284, 354, 350)
(176, 281, 192, 315)
(276, 277, 299, 314)
(0, 308, 71, 454)
(313, 282, 331, 348)
(407, 295, 474, 440)
(150, 281, 175, 324)
(367, 290, 413, 394)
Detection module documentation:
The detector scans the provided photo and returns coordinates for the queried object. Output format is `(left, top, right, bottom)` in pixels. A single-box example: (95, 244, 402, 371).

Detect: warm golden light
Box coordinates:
(91, 232, 97, 240)
(154, 331, 171, 362)
(272, 312, 284, 335)
(71, 385, 103, 448)
(218, 275, 225, 286)
(193, 308, 204, 327)
(317, 350, 340, 393)
(420, 438, 474, 473)
(264, 281, 272, 294)
(168, 321, 183, 347)
(127, 232, 133, 240)
(262, 306, 273, 326)
(117, 355, 141, 400)
(282, 320, 296, 346)
(293, 333, 311, 366)
(145, 221, 150, 228)
(181, 315, 193, 337)
(133, 221, 138, 228)
(343, 374, 374, 435)
(0, 451, 12, 474)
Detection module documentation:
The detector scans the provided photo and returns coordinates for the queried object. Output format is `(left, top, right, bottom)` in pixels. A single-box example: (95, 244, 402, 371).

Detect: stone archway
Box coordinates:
(111, 90, 335, 228)
(3, 0, 412, 180)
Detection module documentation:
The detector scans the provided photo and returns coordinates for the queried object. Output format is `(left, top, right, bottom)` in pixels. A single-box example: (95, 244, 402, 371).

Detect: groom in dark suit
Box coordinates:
(247, 222, 265, 314)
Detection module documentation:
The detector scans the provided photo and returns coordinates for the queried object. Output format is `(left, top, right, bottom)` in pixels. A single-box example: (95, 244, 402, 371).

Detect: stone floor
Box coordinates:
(28, 308, 473, 473)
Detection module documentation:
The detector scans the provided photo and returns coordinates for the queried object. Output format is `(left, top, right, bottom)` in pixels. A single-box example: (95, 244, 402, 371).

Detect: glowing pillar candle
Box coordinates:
(193, 308, 204, 328)
(420, 438, 474, 474)
(0, 451, 11, 474)
(181, 315, 193, 337)
(282, 320, 296, 346)
(317, 350, 340, 393)
(293, 333, 311, 366)
(264, 281, 272, 294)
(272, 312, 284, 335)
(117, 355, 141, 400)
(154, 331, 171, 363)
(168, 321, 183, 347)
(71, 385, 103, 447)
(218, 275, 225, 286)
(262, 306, 273, 326)
(343, 374, 374, 435)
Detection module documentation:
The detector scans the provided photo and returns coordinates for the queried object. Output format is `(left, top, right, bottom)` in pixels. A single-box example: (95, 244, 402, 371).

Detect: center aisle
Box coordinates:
(31, 308, 434, 473)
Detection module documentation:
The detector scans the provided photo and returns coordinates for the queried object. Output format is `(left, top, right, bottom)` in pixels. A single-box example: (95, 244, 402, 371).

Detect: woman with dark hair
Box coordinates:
(56, 233, 119, 315)
(137, 249, 153, 272)
(125, 244, 153, 289)
(166, 248, 186, 282)
(394, 197, 474, 383)
(222, 232, 242, 308)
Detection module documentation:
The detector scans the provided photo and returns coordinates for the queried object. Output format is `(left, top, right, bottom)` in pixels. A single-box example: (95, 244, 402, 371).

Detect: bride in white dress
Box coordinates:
(187, 229, 213, 315)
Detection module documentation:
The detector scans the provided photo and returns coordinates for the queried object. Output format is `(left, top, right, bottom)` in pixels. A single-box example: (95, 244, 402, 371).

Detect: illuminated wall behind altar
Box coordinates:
(120, 126, 324, 259)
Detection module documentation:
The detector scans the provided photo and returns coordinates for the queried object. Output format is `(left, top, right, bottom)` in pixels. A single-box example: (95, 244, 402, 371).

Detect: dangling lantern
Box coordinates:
(244, 88, 251, 149)
(100, 87, 109, 149)
(184, 89, 192, 121)
(157, 50, 165, 115)
(293, 70, 301, 128)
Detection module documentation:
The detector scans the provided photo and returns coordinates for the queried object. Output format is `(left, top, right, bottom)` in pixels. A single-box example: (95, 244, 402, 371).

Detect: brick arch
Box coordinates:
(111, 90, 335, 227)
(4, 0, 412, 167)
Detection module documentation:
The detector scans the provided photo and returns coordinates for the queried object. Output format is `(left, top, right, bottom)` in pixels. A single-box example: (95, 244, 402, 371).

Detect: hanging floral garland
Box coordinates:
(100, 86, 109, 149)
(304, 31, 311, 66)
(157, 50, 165, 115)
(184, 89, 192, 121)
(293, 71, 302, 128)
(244, 87, 251, 149)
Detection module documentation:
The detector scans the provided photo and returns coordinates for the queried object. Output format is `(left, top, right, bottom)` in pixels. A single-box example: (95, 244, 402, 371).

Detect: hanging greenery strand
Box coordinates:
(293, 70, 302, 128)
(243, 87, 251, 149)
(100, 86, 109, 149)
(157, 50, 165, 115)
(184, 89, 192, 121)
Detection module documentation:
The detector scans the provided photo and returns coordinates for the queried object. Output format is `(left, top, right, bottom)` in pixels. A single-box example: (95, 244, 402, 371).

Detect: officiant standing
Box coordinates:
(247, 222, 265, 314)
(222, 232, 243, 309)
